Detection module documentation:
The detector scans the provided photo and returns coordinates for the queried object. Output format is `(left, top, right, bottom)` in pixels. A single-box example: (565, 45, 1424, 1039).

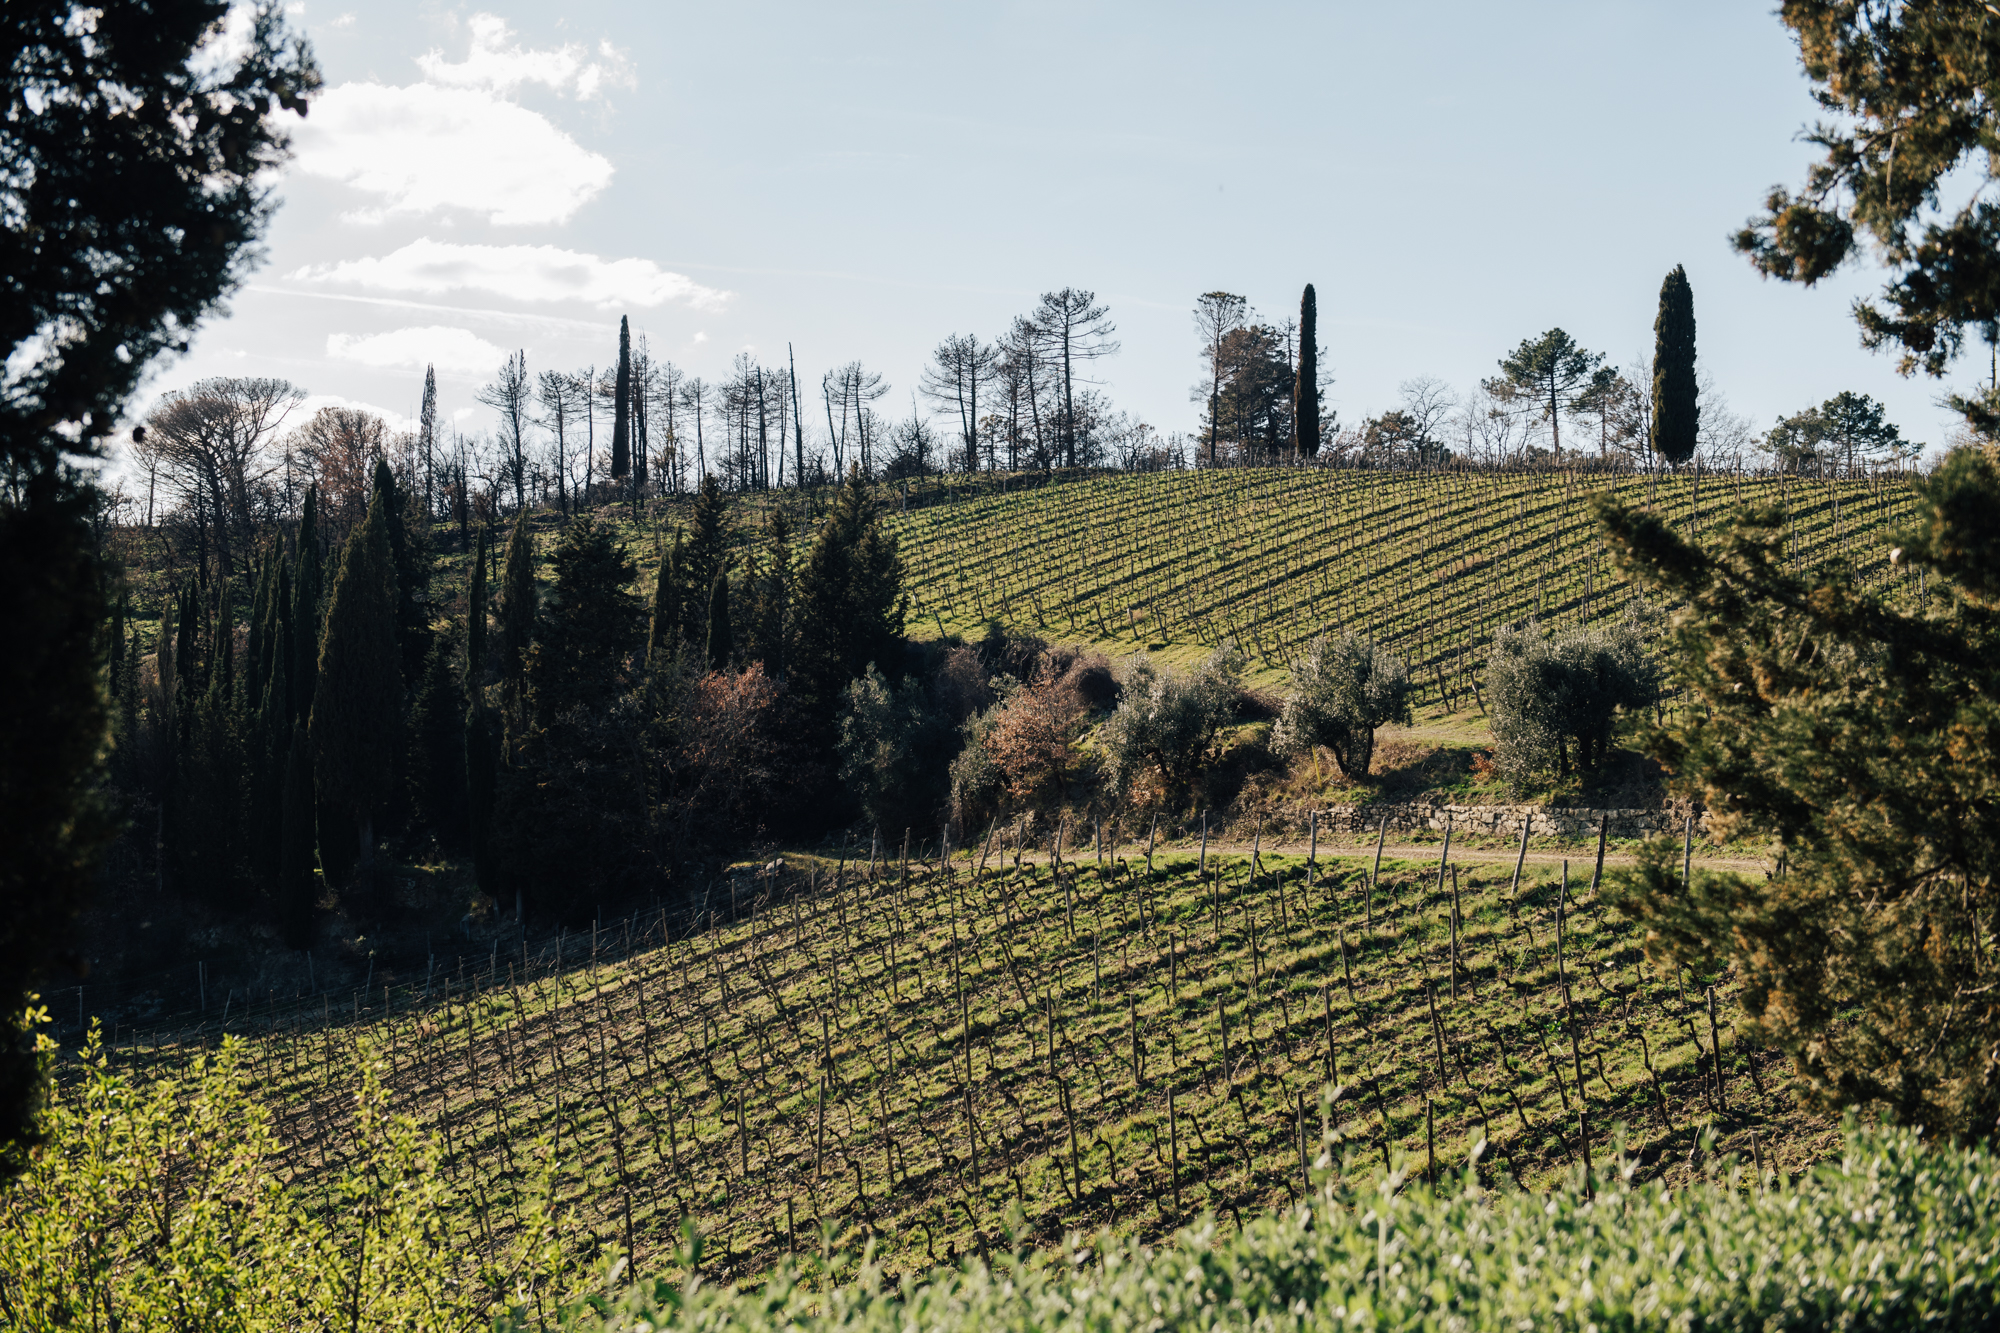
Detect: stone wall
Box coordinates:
(1311, 800, 1708, 841)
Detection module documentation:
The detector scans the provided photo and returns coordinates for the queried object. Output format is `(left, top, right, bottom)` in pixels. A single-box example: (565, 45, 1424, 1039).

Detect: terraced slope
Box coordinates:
(115, 837, 1825, 1292)
(881, 466, 1923, 691)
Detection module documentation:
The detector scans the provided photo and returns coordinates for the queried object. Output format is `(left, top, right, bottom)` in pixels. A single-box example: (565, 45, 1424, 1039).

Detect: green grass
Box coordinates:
(109, 839, 1829, 1295)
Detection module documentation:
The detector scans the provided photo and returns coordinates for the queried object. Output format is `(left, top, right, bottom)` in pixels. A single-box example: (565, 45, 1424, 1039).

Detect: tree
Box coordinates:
(1271, 632, 1412, 779)
(310, 477, 401, 875)
(1210, 323, 1295, 458)
(1733, 5, 2000, 429)
(537, 369, 588, 515)
(1487, 329, 1604, 458)
(1099, 644, 1245, 801)
(1653, 266, 1698, 466)
(496, 507, 537, 713)
(1486, 613, 1659, 784)
(610, 315, 632, 480)
(278, 718, 315, 949)
(790, 466, 907, 722)
(921, 334, 999, 473)
(678, 474, 730, 646)
(478, 350, 533, 509)
(1293, 284, 1322, 457)
(138, 376, 304, 576)
(291, 486, 323, 723)
(373, 458, 428, 684)
(526, 515, 642, 720)
(706, 576, 733, 672)
(290, 404, 387, 528)
(1572, 366, 1638, 461)
(1193, 292, 1249, 465)
(647, 532, 681, 671)
(1599, 444, 2000, 1142)
(418, 365, 438, 522)
(1031, 289, 1119, 469)
(0, 0, 314, 1179)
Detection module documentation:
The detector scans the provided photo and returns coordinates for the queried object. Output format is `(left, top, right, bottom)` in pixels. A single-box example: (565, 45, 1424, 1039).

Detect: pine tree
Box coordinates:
(467, 523, 488, 693)
(310, 482, 401, 875)
(497, 507, 537, 713)
(1653, 265, 1698, 466)
(706, 573, 733, 671)
(1292, 283, 1321, 457)
(291, 486, 322, 724)
(790, 465, 907, 722)
(610, 314, 632, 480)
(278, 718, 315, 949)
(680, 474, 729, 645)
(527, 514, 642, 720)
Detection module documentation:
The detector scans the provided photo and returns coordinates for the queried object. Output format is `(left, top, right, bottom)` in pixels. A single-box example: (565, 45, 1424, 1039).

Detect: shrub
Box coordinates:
(1098, 644, 1244, 801)
(1270, 631, 1412, 779)
(524, 1119, 2000, 1333)
(1486, 612, 1658, 784)
(984, 662, 1090, 805)
(836, 665, 955, 836)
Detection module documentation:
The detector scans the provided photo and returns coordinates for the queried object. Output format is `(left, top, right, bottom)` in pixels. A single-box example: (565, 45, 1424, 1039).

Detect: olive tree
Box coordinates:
(1487, 612, 1659, 785)
(1099, 644, 1244, 800)
(1270, 631, 1413, 779)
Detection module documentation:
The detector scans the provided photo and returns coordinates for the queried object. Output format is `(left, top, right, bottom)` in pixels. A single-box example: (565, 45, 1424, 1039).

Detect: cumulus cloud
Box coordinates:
(291, 81, 612, 224)
(326, 326, 508, 377)
(417, 13, 632, 100)
(292, 238, 729, 311)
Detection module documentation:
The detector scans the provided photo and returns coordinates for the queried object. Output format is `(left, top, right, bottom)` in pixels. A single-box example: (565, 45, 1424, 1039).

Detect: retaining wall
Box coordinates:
(1312, 800, 1708, 840)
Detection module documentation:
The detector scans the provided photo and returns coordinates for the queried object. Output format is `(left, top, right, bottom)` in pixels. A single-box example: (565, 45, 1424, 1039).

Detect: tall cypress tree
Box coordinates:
(610, 314, 632, 480)
(647, 532, 681, 670)
(497, 507, 537, 719)
(373, 457, 429, 683)
(463, 523, 498, 902)
(291, 486, 322, 724)
(1653, 264, 1699, 466)
(706, 574, 733, 672)
(680, 475, 729, 645)
(310, 483, 400, 874)
(1293, 283, 1321, 457)
(278, 718, 315, 948)
(467, 523, 488, 691)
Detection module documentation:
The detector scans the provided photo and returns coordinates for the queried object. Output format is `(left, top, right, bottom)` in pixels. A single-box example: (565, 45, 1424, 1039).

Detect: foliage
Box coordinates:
(310, 480, 400, 856)
(1599, 445, 2000, 1142)
(1293, 284, 1321, 456)
(1733, 1, 2000, 428)
(1099, 644, 1243, 801)
(1271, 631, 1412, 779)
(836, 664, 959, 836)
(1652, 265, 1697, 466)
(1486, 613, 1658, 785)
(1765, 390, 1913, 473)
(1485, 329, 1603, 457)
(790, 467, 907, 723)
(499, 507, 539, 706)
(0, 1029, 567, 1330)
(525, 1122, 2000, 1333)
(527, 514, 643, 722)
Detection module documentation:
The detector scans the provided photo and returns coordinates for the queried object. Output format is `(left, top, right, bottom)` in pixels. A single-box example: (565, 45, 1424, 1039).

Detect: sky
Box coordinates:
(130, 0, 1977, 462)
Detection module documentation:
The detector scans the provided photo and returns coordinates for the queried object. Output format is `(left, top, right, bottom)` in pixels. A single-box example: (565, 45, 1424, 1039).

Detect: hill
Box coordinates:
(85, 831, 1828, 1297)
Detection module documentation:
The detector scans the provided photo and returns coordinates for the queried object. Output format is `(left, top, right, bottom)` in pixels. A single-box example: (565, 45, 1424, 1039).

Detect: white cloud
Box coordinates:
(292, 238, 729, 311)
(326, 326, 508, 377)
(417, 14, 631, 100)
(292, 81, 612, 224)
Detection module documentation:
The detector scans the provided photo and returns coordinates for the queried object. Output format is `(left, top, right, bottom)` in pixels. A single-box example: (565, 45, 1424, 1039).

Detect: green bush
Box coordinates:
(1098, 644, 1244, 801)
(1486, 612, 1659, 785)
(523, 1118, 2000, 1332)
(1271, 631, 1413, 779)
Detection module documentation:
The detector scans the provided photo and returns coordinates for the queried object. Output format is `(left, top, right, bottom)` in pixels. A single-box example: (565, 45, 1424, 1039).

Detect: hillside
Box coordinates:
(99, 832, 1827, 1295)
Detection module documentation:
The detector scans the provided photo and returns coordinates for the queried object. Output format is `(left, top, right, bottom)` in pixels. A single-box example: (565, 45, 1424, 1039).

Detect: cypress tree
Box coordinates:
(680, 475, 729, 645)
(245, 547, 272, 700)
(528, 514, 642, 720)
(311, 483, 401, 874)
(1653, 264, 1698, 466)
(212, 573, 233, 699)
(497, 507, 537, 708)
(465, 699, 499, 906)
(706, 574, 733, 671)
(291, 486, 322, 724)
(610, 314, 632, 480)
(408, 630, 467, 845)
(467, 523, 488, 692)
(278, 718, 315, 949)
(646, 531, 680, 670)
(1293, 283, 1321, 457)
(373, 457, 429, 683)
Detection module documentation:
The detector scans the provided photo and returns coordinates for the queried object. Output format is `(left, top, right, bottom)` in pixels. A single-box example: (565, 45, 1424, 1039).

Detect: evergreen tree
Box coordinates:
(1292, 283, 1321, 457)
(278, 719, 315, 949)
(1488, 329, 1604, 458)
(310, 483, 401, 875)
(408, 629, 467, 846)
(1600, 444, 2000, 1142)
(610, 315, 632, 480)
(527, 514, 642, 720)
(1653, 264, 1698, 466)
(679, 474, 729, 645)
(791, 465, 907, 722)
(467, 524, 488, 692)
(706, 574, 733, 672)
(646, 530, 682, 670)
(746, 509, 793, 678)
(465, 699, 500, 908)
(291, 486, 322, 724)
(497, 507, 537, 713)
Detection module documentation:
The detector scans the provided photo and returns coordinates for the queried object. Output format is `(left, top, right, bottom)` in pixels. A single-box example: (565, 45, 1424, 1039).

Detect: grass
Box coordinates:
(109, 833, 1827, 1294)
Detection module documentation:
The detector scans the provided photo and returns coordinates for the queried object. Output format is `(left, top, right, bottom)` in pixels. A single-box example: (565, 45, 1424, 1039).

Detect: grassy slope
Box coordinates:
(127, 838, 1828, 1293)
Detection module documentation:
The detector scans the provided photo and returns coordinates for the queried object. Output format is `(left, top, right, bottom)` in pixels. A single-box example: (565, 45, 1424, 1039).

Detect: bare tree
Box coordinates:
(291, 404, 388, 530)
(1030, 289, 1118, 468)
(477, 350, 533, 510)
(921, 333, 999, 472)
(648, 356, 688, 494)
(680, 375, 709, 480)
(141, 376, 304, 576)
(822, 362, 889, 476)
(1191, 292, 1248, 465)
(537, 369, 589, 515)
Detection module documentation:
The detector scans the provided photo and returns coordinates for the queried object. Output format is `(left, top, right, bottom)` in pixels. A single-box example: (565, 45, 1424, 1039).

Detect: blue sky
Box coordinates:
(142, 0, 1972, 459)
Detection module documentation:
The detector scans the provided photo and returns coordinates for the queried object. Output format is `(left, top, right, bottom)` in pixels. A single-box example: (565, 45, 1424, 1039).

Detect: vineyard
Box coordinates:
(875, 464, 1925, 694)
(77, 828, 1821, 1299)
